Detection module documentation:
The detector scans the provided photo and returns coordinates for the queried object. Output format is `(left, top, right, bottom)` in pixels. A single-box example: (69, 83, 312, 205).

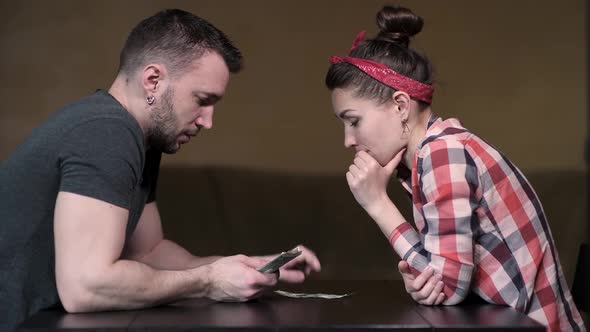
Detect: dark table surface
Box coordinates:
(18, 280, 544, 331)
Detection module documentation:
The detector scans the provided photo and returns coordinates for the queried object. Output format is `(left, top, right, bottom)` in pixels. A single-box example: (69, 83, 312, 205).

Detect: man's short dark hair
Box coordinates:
(118, 9, 243, 77)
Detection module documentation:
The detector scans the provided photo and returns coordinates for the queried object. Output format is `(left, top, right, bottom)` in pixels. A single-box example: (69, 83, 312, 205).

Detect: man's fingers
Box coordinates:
(278, 269, 305, 283)
(238, 255, 267, 268)
(282, 245, 321, 273)
(297, 245, 321, 272)
(255, 270, 279, 287)
(234, 255, 279, 287)
(435, 292, 446, 305)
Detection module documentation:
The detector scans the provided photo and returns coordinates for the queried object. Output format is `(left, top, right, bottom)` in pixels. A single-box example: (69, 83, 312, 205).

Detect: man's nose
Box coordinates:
(196, 107, 214, 129)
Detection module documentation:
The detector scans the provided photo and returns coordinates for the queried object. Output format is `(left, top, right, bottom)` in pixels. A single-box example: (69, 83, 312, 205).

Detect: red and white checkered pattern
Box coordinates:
(390, 116, 585, 332)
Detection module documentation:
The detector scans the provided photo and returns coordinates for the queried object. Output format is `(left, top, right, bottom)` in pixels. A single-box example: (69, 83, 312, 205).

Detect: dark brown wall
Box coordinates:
(0, 0, 587, 173)
(0, 0, 587, 291)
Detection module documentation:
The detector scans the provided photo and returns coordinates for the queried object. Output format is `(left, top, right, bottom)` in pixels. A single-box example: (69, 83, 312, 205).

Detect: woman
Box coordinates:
(325, 5, 585, 332)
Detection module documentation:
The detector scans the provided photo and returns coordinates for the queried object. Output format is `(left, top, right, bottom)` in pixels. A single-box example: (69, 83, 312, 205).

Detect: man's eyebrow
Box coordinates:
(193, 92, 223, 103)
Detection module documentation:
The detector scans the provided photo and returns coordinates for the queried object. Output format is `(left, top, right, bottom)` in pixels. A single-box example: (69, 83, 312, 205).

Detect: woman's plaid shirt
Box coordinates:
(390, 116, 585, 331)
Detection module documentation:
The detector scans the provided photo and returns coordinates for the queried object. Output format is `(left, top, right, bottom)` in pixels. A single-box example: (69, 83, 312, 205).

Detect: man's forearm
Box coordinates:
(137, 239, 222, 270)
(59, 258, 210, 313)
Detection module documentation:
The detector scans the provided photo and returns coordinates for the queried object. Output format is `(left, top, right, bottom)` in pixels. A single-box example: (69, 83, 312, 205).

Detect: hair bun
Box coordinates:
(375, 5, 423, 48)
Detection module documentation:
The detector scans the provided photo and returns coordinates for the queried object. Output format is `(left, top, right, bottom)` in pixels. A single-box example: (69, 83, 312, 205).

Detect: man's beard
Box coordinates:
(147, 87, 180, 154)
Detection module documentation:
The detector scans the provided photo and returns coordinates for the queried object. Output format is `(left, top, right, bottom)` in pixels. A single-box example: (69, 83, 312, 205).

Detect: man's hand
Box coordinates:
(346, 149, 405, 214)
(256, 245, 322, 283)
(398, 260, 445, 305)
(205, 255, 278, 302)
(278, 245, 321, 283)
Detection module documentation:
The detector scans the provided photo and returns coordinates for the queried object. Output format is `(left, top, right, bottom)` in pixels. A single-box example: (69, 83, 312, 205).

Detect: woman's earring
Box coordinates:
(402, 120, 410, 134)
(146, 95, 155, 105)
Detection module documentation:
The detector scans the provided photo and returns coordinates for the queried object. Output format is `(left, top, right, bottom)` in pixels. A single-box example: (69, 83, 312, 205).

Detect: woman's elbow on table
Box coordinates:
(440, 283, 472, 305)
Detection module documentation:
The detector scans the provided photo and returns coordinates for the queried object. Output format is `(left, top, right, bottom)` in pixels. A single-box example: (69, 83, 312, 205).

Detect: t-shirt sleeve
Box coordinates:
(58, 118, 144, 209)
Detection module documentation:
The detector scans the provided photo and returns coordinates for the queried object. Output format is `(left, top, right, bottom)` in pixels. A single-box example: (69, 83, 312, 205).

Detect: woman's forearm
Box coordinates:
(366, 197, 409, 238)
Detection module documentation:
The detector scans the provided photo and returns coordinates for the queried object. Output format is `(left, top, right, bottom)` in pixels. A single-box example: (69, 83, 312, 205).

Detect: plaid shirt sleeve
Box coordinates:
(390, 138, 481, 304)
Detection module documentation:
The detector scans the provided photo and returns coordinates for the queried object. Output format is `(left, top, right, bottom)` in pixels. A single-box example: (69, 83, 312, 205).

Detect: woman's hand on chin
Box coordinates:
(346, 148, 406, 213)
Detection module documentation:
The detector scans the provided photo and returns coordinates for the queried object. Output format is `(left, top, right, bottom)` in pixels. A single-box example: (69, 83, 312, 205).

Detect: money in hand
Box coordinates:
(257, 246, 302, 273)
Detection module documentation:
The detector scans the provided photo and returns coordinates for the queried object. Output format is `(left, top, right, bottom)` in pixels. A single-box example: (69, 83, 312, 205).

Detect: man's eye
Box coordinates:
(196, 97, 214, 107)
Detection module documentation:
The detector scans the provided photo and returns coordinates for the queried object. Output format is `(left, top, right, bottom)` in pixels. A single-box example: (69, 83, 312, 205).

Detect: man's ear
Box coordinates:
(392, 91, 411, 122)
(141, 64, 168, 95)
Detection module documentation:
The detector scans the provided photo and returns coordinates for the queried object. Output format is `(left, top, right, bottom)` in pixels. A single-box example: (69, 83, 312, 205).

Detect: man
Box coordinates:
(0, 9, 321, 330)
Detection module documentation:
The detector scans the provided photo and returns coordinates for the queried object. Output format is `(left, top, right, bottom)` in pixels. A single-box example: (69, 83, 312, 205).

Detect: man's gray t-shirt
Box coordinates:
(0, 90, 161, 330)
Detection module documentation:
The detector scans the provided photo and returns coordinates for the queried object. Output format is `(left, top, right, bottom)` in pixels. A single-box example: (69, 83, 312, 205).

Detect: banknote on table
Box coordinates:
(274, 290, 353, 299)
(257, 246, 302, 273)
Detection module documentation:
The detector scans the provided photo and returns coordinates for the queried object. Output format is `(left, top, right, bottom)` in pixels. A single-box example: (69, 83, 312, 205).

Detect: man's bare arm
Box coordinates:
(123, 202, 221, 270)
(54, 192, 277, 313)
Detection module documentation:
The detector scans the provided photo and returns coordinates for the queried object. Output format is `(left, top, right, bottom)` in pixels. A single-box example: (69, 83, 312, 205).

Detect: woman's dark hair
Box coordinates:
(325, 6, 434, 106)
(118, 9, 242, 77)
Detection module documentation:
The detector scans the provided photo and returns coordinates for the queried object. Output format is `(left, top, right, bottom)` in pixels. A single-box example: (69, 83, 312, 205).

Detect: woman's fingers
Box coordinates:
(409, 266, 435, 292)
(420, 280, 444, 305)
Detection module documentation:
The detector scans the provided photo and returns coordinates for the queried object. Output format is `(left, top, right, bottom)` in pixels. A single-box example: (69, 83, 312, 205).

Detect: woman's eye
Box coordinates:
(349, 119, 359, 127)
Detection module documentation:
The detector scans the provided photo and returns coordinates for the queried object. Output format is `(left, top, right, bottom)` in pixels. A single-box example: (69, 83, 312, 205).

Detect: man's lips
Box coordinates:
(178, 134, 190, 144)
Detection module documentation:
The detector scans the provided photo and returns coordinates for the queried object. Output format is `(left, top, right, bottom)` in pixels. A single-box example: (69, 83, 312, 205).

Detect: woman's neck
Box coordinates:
(403, 108, 433, 168)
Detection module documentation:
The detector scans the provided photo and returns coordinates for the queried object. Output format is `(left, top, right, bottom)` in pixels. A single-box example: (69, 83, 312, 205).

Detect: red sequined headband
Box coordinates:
(329, 31, 434, 104)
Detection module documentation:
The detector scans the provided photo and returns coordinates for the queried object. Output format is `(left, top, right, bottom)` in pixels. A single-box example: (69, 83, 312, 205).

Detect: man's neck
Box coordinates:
(108, 75, 150, 135)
